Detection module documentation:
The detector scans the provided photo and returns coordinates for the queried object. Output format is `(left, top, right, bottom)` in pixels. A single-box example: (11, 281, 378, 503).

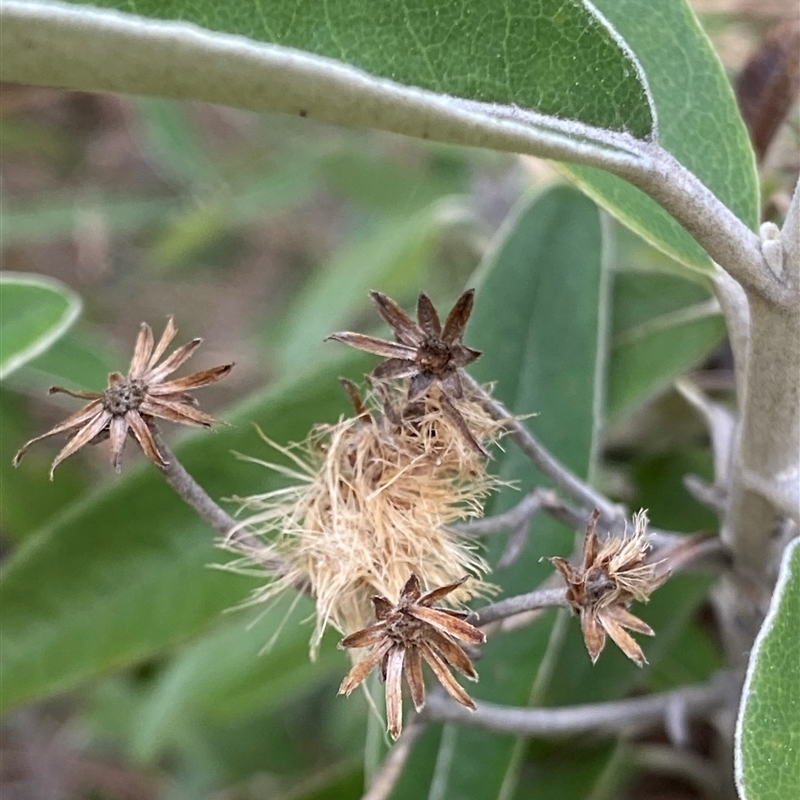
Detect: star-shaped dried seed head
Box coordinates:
(338, 573, 485, 740)
(13, 318, 233, 477)
(549, 509, 669, 667)
(327, 290, 485, 454)
(328, 290, 480, 401)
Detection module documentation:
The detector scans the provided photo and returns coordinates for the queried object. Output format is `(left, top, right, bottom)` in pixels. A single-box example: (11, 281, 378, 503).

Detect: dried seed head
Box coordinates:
(549, 509, 669, 666)
(338, 573, 485, 740)
(225, 381, 503, 657)
(327, 290, 486, 455)
(12, 318, 233, 477)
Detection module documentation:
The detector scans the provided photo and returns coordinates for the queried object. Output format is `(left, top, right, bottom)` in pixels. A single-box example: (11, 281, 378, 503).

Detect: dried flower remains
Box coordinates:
(339, 573, 485, 740)
(226, 378, 503, 657)
(327, 290, 487, 455)
(13, 318, 232, 477)
(549, 509, 669, 667)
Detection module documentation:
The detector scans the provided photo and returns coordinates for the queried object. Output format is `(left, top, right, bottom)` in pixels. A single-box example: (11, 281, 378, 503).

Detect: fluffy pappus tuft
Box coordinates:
(223, 380, 504, 657)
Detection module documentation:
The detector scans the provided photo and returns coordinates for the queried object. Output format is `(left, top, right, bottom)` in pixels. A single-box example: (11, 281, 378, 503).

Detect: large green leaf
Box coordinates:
(562, 0, 758, 270)
(393, 186, 608, 798)
(0, 272, 82, 380)
(736, 537, 800, 800)
(0, 351, 369, 710)
(2, 0, 654, 141)
(512, 742, 622, 800)
(608, 269, 726, 420)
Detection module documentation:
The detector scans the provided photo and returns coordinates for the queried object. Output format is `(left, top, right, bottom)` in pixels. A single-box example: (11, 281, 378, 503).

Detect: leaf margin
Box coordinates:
(0, 271, 82, 380)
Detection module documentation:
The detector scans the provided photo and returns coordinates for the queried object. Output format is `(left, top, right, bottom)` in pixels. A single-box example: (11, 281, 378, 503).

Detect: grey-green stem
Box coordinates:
(423, 671, 740, 737)
(705, 177, 800, 660)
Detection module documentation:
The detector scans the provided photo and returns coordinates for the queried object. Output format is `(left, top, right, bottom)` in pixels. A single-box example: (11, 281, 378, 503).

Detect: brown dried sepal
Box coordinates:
(13, 318, 233, 477)
(549, 509, 669, 667)
(338, 573, 485, 740)
(327, 290, 487, 456)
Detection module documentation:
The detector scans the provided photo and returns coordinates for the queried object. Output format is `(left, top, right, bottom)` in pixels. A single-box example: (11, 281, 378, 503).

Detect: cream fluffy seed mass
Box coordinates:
(224, 382, 503, 656)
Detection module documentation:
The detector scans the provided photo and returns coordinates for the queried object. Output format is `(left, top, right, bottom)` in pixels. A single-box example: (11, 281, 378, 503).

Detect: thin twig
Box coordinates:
(455, 488, 598, 539)
(471, 588, 568, 627)
(462, 374, 623, 522)
(153, 431, 291, 575)
(361, 719, 427, 800)
(422, 671, 739, 736)
(456, 489, 697, 563)
(455, 488, 550, 536)
(655, 534, 728, 575)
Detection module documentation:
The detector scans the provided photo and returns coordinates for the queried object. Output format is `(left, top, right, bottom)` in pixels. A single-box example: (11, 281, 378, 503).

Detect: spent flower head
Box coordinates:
(13, 318, 232, 477)
(549, 509, 669, 667)
(338, 573, 485, 740)
(327, 289, 486, 455)
(225, 379, 503, 656)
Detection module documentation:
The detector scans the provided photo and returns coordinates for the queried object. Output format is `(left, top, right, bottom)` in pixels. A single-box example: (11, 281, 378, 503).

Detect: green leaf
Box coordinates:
(0, 272, 82, 380)
(736, 536, 800, 800)
(6, 325, 122, 396)
(608, 269, 726, 420)
(125, 0, 655, 134)
(561, 0, 758, 270)
(630, 448, 718, 534)
(512, 742, 622, 800)
(2, 0, 655, 153)
(0, 352, 369, 710)
(289, 764, 364, 800)
(393, 185, 608, 798)
(2, 0, 757, 274)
